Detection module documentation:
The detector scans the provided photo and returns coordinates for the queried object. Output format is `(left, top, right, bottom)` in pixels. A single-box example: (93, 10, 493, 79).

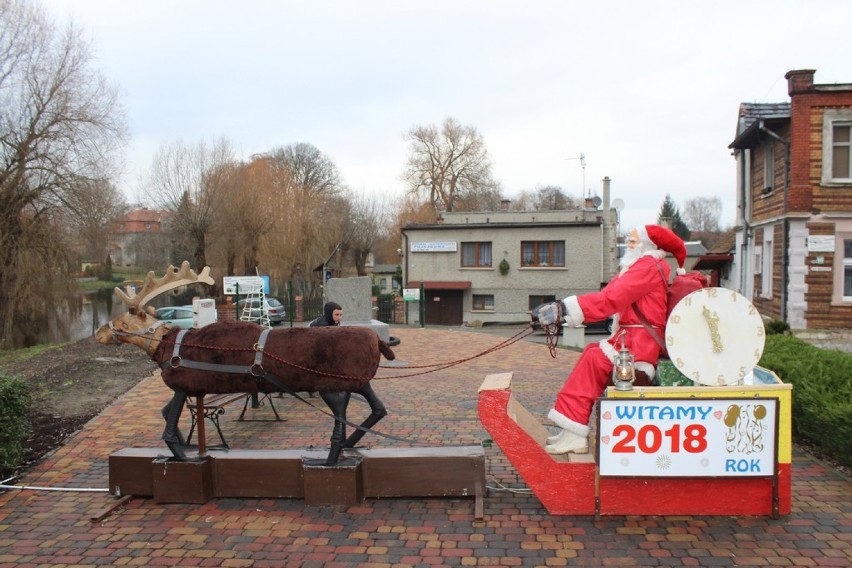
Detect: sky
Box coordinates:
(43, 0, 852, 233)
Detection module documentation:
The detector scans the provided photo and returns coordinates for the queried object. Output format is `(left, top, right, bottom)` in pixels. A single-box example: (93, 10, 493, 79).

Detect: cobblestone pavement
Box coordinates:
(1, 326, 850, 567)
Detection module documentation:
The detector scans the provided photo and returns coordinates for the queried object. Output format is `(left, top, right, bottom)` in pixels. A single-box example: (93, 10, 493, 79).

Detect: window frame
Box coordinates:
(472, 294, 494, 311)
(842, 237, 852, 302)
(520, 241, 566, 268)
(821, 110, 852, 185)
(760, 239, 773, 298)
(763, 141, 775, 194)
(529, 295, 556, 311)
(461, 241, 492, 268)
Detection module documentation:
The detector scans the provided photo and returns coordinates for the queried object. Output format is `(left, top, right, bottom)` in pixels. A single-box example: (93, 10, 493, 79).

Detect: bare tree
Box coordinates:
(403, 117, 501, 213)
(145, 138, 235, 270)
(0, 0, 127, 347)
(683, 196, 722, 233)
(261, 143, 346, 288)
(341, 192, 387, 276)
(63, 178, 127, 261)
(271, 142, 342, 200)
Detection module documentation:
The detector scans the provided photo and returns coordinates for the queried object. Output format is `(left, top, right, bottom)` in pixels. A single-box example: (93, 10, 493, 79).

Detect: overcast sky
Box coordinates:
(44, 0, 851, 232)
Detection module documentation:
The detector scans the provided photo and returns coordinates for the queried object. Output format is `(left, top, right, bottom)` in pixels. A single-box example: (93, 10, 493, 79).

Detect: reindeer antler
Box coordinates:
(116, 261, 214, 313)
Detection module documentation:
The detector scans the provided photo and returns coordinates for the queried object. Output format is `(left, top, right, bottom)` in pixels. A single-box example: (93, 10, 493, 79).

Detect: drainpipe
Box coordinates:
(759, 121, 790, 322)
(739, 150, 752, 296)
(402, 231, 409, 325)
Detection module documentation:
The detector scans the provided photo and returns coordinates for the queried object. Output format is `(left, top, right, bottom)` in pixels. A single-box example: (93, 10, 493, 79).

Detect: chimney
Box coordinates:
(500, 199, 510, 211)
(785, 69, 815, 96)
(602, 176, 611, 211)
(584, 197, 595, 209)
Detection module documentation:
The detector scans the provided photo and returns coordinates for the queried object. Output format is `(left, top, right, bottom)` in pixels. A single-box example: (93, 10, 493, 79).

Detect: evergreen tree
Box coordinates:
(658, 194, 690, 240)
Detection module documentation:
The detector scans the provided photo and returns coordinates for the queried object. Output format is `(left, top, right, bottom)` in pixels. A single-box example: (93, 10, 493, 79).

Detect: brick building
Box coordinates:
(109, 207, 173, 268)
(729, 69, 852, 330)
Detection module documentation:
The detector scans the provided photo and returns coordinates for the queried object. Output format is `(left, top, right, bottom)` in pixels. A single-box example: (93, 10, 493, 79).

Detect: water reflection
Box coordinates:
(59, 288, 119, 344)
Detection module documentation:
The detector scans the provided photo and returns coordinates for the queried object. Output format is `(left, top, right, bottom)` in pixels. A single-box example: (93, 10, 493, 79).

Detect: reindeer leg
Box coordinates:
(319, 390, 351, 466)
(161, 398, 187, 447)
(343, 383, 387, 449)
(163, 390, 188, 460)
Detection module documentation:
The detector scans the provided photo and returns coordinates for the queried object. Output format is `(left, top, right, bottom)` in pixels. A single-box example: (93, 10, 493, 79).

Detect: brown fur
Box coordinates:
(151, 322, 394, 396)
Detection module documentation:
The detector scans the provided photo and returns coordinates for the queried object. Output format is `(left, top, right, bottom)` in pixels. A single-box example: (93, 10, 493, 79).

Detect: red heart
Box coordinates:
(714, 411, 723, 420)
(602, 411, 612, 420)
(601, 436, 610, 445)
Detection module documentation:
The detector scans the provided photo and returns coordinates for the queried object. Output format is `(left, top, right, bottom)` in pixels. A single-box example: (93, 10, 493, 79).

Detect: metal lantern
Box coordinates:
(612, 338, 636, 392)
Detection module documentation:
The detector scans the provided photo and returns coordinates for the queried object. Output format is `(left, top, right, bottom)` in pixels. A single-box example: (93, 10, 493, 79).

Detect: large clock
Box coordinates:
(665, 288, 765, 386)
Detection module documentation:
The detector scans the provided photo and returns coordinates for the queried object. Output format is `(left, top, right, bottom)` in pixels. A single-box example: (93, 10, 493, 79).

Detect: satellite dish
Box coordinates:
(591, 196, 602, 209)
(612, 198, 625, 212)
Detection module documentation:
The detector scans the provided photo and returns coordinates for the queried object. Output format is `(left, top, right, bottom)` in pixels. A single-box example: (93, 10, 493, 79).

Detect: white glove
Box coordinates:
(534, 301, 565, 326)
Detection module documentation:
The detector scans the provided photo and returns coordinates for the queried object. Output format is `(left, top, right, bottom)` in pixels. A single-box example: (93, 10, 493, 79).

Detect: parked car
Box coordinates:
(237, 298, 286, 325)
(155, 305, 195, 329)
(530, 303, 613, 335)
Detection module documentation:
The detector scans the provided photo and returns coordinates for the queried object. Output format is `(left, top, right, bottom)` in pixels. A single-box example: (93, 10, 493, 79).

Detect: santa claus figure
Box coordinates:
(535, 224, 687, 455)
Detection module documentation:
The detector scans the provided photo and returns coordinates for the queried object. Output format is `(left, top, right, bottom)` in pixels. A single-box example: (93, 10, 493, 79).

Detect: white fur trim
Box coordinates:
(676, 267, 686, 275)
(547, 409, 590, 436)
(635, 361, 656, 380)
(599, 338, 618, 363)
(645, 249, 665, 259)
(635, 225, 649, 244)
(600, 340, 656, 380)
(561, 295, 584, 327)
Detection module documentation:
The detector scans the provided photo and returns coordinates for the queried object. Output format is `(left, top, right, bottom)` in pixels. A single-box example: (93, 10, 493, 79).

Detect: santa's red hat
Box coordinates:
(636, 224, 687, 275)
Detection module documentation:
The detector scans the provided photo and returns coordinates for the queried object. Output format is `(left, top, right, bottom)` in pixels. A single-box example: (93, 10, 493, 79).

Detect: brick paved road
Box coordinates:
(1, 326, 849, 567)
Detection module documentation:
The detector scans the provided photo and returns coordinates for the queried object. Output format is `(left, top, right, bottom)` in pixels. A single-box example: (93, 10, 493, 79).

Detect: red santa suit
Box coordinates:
(547, 226, 685, 440)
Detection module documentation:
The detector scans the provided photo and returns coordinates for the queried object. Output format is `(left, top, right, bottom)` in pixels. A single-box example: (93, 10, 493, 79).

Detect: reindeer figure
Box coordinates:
(95, 262, 395, 466)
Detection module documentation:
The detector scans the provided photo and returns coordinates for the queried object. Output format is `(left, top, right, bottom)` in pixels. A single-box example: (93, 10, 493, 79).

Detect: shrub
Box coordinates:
(0, 374, 31, 476)
(764, 319, 791, 335)
(759, 335, 852, 468)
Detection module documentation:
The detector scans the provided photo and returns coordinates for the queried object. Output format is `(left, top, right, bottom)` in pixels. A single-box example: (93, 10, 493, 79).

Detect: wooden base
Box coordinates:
(108, 445, 485, 515)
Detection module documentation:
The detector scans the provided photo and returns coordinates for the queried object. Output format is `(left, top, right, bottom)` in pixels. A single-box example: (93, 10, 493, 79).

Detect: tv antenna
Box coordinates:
(566, 153, 587, 196)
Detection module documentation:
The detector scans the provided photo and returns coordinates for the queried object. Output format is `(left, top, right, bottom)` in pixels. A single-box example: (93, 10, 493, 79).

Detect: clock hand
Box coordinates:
(702, 305, 723, 353)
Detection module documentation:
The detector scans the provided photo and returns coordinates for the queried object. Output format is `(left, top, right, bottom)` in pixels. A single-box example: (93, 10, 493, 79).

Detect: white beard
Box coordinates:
(619, 245, 645, 272)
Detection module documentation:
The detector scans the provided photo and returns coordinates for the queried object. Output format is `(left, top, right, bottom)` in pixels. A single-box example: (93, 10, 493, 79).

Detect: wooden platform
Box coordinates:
(109, 445, 486, 517)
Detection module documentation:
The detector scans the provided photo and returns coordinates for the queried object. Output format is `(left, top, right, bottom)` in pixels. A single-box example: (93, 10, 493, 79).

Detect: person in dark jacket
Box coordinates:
(307, 301, 387, 451)
(310, 302, 343, 327)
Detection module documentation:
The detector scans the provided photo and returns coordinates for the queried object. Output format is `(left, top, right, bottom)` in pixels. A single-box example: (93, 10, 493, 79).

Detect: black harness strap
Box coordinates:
(160, 328, 418, 445)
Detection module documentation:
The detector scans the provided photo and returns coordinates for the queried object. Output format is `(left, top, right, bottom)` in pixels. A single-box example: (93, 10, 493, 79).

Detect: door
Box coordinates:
(424, 290, 464, 325)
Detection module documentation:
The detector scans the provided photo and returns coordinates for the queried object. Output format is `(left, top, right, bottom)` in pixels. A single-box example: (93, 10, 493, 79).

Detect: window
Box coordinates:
(833, 124, 851, 179)
(521, 241, 565, 267)
(761, 240, 773, 298)
(529, 295, 556, 310)
(844, 239, 852, 301)
(380, 278, 387, 290)
(754, 247, 762, 275)
(472, 294, 494, 311)
(461, 242, 492, 267)
(821, 110, 852, 184)
(763, 142, 775, 194)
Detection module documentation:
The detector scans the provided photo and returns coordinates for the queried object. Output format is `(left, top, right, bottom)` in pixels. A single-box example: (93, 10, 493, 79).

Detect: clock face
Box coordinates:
(665, 288, 765, 386)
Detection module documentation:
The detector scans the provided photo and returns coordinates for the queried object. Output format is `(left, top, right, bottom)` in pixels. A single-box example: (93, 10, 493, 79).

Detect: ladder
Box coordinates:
(239, 280, 271, 328)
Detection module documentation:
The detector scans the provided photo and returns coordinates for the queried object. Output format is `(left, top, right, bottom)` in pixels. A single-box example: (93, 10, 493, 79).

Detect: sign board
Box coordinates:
(807, 236, 835, 252)
(223, 276, 269, 296)
(410, 241, 457, 253)
(598, 398, 778, 477)
(402, 288, 421, 302)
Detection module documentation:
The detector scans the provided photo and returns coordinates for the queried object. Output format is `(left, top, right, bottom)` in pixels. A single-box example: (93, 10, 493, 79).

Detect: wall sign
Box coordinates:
(807, 236, 835, 252)
(402, 288, 421, 302)
(410, 241, 457, 252)
(223, 276, 268, 295)
(598, 398, 778, 477)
